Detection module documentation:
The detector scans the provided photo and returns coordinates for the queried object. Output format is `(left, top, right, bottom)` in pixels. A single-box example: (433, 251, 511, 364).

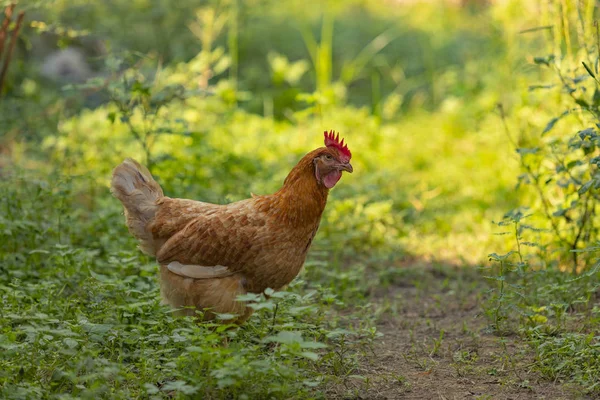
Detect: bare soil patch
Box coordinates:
(330, 263, 589, 399)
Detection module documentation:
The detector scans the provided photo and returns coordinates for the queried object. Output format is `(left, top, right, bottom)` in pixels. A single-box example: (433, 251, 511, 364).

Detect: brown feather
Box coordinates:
(111, 158, 164, 255)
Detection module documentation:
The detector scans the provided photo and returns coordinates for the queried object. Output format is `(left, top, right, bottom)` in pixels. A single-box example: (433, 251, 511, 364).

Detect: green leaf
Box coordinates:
(528, 84, 555, 91)
(575, 98, 589, 108)
(269, 291, 289, 299)
(533, 55, 555, 66)
(236, 293, 260, 302)
(488, 251, 516, 261)
(214, 313, 238, 321)
(143, 383, 159, 394)
(249, 301, 275, 311)
(28, 249, 50, 254)
(553, 208, 568, 217)
(543, 117, 560, 134)
(543, 109, 576, 135)
(583, 61, 596, 79)
(264, 331, 303, 344)
(325, 329, 355, 338)
(161, 380, 199, 395)
(299, 341, 327, 349)
(578, 128, 596, 140)
(593, 88, 600, 107)
(566, 160, 583, 169)
(63, 338, 78, 349)
(300, 351, 319, 361)
(578, 180, 594, 195)
(516, 147, 539, 155)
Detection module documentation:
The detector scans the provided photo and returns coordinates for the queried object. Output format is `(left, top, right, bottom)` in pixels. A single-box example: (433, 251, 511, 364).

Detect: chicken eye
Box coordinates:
(325, 154, 333, 160)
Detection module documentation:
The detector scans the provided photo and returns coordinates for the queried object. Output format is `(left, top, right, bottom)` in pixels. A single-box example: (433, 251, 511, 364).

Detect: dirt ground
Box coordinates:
(330, 264, 591, 400)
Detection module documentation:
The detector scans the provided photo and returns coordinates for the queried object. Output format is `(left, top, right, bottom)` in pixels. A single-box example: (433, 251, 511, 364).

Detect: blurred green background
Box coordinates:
(1, 0, 561, 264)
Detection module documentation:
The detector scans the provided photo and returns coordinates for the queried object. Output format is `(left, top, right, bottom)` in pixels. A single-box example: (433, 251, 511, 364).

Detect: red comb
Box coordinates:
(324, 130, 351, 162)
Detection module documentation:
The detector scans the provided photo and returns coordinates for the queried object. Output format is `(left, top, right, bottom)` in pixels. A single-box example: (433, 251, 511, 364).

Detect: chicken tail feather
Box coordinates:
(111, 158, 164, 256)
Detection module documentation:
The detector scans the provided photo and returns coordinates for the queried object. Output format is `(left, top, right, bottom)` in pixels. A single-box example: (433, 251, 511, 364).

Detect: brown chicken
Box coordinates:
(111, 131, 353, 323)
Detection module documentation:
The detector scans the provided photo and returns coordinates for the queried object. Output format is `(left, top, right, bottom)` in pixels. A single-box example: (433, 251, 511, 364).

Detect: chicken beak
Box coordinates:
(339, 162, 353, 173)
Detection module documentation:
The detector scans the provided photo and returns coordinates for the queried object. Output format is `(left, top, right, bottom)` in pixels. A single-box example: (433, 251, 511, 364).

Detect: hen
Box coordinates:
(111, 131, 353, 322)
